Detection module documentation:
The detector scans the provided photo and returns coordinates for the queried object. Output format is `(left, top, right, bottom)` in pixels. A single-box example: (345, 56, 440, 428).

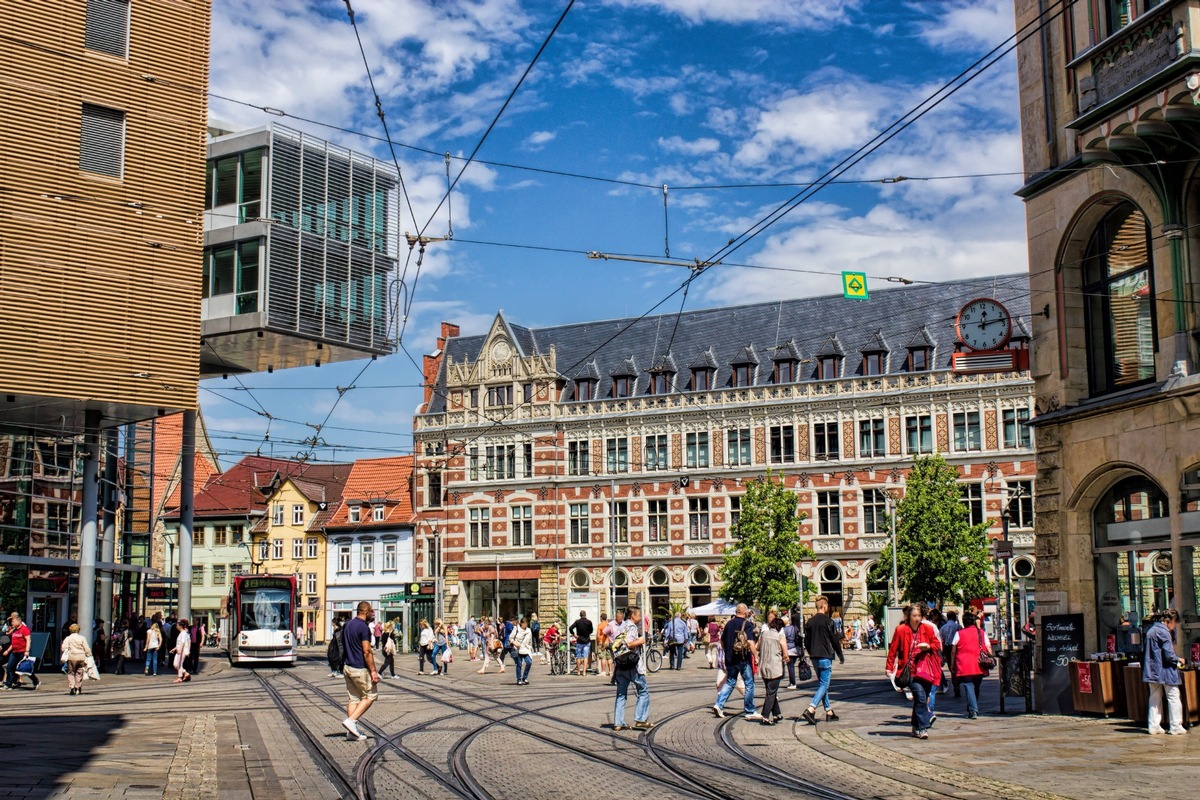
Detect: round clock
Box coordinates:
(955, 297, 1012, 352)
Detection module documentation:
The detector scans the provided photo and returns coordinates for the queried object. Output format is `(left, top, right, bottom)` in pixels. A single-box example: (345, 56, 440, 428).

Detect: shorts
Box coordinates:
(575, 643, 591, 660)
(343, 665, 378, 702)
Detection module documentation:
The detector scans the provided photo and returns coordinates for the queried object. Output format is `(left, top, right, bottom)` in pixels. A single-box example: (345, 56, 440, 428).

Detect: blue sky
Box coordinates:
(200, 0, 1025, 463)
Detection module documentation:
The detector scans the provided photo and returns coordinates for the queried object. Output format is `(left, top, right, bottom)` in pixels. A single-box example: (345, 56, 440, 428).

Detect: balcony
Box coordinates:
(1070, 1, 1197, 128)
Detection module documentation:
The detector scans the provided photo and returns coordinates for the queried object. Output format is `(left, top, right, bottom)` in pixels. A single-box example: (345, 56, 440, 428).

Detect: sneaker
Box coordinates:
(802, 708, 818, 726)
(633, 721, 653, 730)
(785, 684, 796, 690)
(346, 730, 367, 742)
(743, 713, 763, 721)
(904, 690, 913, 701)
(711, 706, 725, 718)
(916, 729, 929, 739)
(928, 715, 937, 728)
(1168, 729, 1188, 736)
(341, 718, 362, 739)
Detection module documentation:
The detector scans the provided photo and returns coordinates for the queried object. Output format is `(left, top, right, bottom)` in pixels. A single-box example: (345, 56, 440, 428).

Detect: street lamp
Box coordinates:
(884, 489, 901, 606)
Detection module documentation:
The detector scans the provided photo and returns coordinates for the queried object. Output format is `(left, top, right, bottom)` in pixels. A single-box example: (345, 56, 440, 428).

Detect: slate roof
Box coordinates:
(424, 275, 1031, 410)
(325, 456, 415, 530)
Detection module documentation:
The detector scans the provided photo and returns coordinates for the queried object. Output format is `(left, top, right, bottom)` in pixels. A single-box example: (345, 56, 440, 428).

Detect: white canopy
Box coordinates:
(687, 599, 740, 616)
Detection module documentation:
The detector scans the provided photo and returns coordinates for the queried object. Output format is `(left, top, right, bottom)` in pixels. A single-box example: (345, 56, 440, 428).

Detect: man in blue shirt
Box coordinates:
(712, 604, 760, 720)
(665, 612, 689, 670)
(340, 601, 380, 742)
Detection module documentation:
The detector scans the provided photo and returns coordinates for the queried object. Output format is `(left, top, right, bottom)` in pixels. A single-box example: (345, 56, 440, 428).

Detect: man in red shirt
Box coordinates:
(4, 612, 39, 690)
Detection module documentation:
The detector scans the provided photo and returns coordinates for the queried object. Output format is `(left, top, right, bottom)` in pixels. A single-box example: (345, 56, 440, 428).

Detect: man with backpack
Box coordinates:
(610, 606, 651, 731)
(327, 619, 345, 677)
(665, 612, 689, 670)
(712, 604, 758, 719)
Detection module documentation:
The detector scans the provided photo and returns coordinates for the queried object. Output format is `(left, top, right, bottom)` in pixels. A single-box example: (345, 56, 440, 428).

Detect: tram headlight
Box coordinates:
(282, 633, 291, 644)
(241, 633, 248, 645)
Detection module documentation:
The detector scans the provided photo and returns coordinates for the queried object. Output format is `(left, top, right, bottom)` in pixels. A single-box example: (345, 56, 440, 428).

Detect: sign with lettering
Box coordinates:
(1076, 662, 1093, 694)
(1082, 14, 1180, 112)
(1040, 613, 1085, 715)
(240, 577, 292, 591)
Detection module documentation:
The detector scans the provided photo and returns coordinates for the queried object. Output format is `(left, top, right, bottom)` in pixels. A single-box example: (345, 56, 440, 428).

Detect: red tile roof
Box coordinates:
(166, 456, 351, 521)
(324, 456, 414, 530)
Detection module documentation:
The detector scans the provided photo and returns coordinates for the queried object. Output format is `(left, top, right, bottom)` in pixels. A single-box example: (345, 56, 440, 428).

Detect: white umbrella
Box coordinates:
(687, 599, 740, 616)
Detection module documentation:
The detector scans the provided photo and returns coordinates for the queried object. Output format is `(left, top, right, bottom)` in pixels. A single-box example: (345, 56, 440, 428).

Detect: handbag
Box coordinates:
(84, 655, 100, 681)
(797, 659, 813, 682)
(440, 649, 453, 664)
(977, 628, 997, 670)
(384, 637, 396, 657)
(15, 656, 35, 675)
(894, 641, 915, 690)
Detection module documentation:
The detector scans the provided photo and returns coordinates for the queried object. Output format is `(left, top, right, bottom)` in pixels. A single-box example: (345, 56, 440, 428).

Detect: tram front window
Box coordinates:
(241, 589, 291, 631)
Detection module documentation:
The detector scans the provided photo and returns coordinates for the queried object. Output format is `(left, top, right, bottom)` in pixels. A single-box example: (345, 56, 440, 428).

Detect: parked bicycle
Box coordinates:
(549, 641, 570, 675)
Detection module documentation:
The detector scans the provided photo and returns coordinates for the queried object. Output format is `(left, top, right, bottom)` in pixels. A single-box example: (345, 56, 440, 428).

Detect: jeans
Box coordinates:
(381, 651, 396, 677)
(516, 653, 532, 683)
(1148, 682, 1185, 733)
(761, 676, 782, 719)
(432, 644, 446, 673)
(962, 675, 983, 717)
(669, 642, 686, 670)
(810, 658, 833, 710)
(419, 646, 435, 673)
(927, 678, 937, 714)
(715, 660, 756, 714)
(910, 678, 934, 732)
(614, 668, 650, 724)
(786, 654, 797, 686)
(4, 652, 37, 688)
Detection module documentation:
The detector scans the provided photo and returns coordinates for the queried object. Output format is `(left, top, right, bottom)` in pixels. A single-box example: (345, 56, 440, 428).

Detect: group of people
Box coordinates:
(104, 613, 204, 682)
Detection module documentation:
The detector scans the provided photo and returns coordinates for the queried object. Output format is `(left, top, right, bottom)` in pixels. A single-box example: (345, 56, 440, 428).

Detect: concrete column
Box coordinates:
(76, 410, 102, 646)
(177, 409, 196, 621)
(98, 427, 119, 629)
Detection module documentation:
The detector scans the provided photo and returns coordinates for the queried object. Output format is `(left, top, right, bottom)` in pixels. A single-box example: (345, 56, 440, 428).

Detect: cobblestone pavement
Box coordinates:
(0, 647, 1194, 799)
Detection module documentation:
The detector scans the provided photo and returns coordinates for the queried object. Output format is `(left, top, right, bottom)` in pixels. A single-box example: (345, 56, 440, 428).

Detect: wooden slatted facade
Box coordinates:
(0, 0, 211, 430)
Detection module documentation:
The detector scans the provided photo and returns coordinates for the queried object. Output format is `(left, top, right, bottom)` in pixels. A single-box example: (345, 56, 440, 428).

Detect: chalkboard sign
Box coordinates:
(1040, 613, 1085, 715)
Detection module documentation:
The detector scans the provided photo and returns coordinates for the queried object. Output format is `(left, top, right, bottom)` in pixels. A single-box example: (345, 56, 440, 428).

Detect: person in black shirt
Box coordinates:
(712, 604, 760, 719)
(568, 611, 594, 676)
(802, 595, 844, 724)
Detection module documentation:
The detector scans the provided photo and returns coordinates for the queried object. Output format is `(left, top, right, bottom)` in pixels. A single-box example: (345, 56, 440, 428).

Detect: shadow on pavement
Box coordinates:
(0, 714, 124, 799)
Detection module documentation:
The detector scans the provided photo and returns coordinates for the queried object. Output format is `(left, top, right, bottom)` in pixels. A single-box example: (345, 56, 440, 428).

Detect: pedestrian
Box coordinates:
(706, 617, 721, 668)
(132, 616, 146, 663)
(801, 595, 844, 724)
(712, 603, 759, 720)
(0, 624, 10, 687)
(865, 616, 880, 649)
(540, 620, 559, 666)
(530, 613, 541, 658)
(465, 615, 479, 661)
(611, 606, 651, 731)
(110, 621, 129, 674)
(939, 610, 962, 697)
(1143, 608, 1187, 735)
(758, 615, 788, 725)
(340, 601, 380, 742)
(686, 613, 699, 657)
(170, 620, 192, 683)
(380, 621, 398, 678)
(595, 613, 611, 678)
(782, 613, 803, 689)
(568, 610, 594, 677)
(326, 619, 345, 677)
(417, 619, 435, 675)
(665, 611, 688, 670)
(60, 623, 92, 696)
(3, 612, 39, 690)
(886, 603, 942, 739)
(93, 620, 108, 674)
(497, 616, 514, 670)
(512, 617, 534, 685)
(434, 619, 450, 675)
(145, 621, 163, 675)
(948, 611, 991, 719)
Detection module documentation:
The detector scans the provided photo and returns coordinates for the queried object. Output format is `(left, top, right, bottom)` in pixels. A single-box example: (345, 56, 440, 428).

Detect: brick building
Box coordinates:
(412, 277, 1037, 627)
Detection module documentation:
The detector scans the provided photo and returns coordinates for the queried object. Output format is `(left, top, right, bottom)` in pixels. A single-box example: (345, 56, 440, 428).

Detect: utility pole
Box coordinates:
(610, 478, 617, 617)
(76, 410, 102, 645)
(177, 409, 196, 622)
(886, 490, 900, 606)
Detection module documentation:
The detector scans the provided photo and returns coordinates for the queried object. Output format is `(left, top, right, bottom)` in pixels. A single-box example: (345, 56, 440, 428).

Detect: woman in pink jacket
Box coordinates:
(950, 611, 992, 719)
(886, 603, 942, 739)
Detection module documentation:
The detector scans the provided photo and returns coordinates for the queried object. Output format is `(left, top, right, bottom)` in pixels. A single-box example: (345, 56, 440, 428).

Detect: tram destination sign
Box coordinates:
(240, 576, 292, 590)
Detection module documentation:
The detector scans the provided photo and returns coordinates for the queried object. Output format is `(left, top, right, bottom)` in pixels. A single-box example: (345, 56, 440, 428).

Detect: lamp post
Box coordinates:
(609, 478, 617, 617)
(885, 490, 900, 606)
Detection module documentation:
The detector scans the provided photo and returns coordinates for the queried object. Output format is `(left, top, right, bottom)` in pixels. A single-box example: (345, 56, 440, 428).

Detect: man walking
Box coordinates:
(465, 616, 478, 661)
(686, 613, 699, 658)
(938, 610, 962, 697)
(340, 602, 380, 742)
(568, 610, 594, 677)
(611, 606, 651, 731)
(712, 604, 758, 719)
(801, 595, 844, 725)
(665, 611, 689, 670)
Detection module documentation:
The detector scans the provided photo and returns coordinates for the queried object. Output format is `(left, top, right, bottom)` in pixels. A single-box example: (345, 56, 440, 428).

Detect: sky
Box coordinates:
(199, 0, 1028, 465)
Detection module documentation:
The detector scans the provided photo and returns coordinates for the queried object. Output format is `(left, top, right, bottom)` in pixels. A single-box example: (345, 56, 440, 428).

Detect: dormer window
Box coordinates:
(692, 369, 713, 391)
(613, 376, 634, 398)
(863, 351, 886, 376)
(373, 505, 385, 522)
(908, 347, 931, 372)
(817, 356, 841, 380)
(349, 506, 361, 523)
(576, 379, 596, 401)
(774, 360, 797, 383)
(731, 364, 754, 387)
(649, 372, 673, 394)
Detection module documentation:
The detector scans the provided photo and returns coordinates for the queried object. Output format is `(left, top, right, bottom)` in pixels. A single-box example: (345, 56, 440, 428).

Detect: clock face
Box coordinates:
(956, 298, 1012, 352)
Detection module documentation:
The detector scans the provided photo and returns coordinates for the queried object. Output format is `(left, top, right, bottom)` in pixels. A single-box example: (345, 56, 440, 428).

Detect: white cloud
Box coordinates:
(669, 93, 691, 115)
(523, 130, 557, 150)
(603, 0, 862, 27)
(735, 82, 881, 167)
(657, 135, 721, 155)
(920, 0, 1014, 51)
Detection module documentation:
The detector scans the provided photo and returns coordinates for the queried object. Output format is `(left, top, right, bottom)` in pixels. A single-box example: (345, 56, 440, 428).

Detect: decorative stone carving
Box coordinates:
(538, 486, 549, 501)
(592, 568, 606, 584)
(671, 565, 686, 582)
(815, 538, 843, 552)
(631, 566, 645, 583)
(796, 472, 810, 488)
(592, 484, 603, 498)
(844, 560, 860, 578)
(632, 482, 642, 496)
(646, 545, 670, 557)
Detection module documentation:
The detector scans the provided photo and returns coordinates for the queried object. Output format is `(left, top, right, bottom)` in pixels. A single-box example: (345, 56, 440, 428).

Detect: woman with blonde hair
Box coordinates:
(144, 621, 163, 676)
(60, 623, 92, 696)
(417, 619, 435, 675)
(380, 620, 398, 678)
(433, 619, 450, 675)
(170, 620, 192, 683)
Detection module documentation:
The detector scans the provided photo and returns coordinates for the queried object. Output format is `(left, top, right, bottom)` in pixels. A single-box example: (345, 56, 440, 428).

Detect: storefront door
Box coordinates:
(28, 592, 66, 660)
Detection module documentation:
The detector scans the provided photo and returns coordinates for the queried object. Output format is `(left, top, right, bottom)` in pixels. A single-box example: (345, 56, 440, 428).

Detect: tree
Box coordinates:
(718, 473, 814, 610)
(869, 454, 993, 607)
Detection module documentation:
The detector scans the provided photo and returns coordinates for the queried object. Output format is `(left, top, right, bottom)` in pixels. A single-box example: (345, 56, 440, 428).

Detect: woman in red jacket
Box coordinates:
(886, 603, 942, 738)
(949, 611, 992, 719)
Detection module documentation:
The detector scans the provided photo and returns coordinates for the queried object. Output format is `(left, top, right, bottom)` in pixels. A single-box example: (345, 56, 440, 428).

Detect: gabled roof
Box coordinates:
(860, 329, 890, 353)
(167, 456, 351, 522)
(422, 276, 1031, 409)
(325, 456, 415, 530)
(772, 339, 802, 361)
(612, 356, 638, 377)
(650, 352, 678, 374)
(815, 333, 845, 358)
(731, 344, 759, 365)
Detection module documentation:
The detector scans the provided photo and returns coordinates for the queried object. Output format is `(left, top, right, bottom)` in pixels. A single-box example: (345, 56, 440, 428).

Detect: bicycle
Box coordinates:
(549, 641, 570, 676)
(644, 642, 664, 673)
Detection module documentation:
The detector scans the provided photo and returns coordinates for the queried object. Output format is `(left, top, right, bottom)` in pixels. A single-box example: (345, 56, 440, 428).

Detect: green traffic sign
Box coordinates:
(842, 271, 868, 300)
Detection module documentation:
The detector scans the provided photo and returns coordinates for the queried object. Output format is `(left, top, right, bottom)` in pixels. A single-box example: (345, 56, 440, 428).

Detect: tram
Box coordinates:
(226, 574, 298, 664)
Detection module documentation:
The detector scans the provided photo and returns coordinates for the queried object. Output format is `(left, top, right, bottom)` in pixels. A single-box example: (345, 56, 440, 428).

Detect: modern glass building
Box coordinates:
(200, 124, 399, 375)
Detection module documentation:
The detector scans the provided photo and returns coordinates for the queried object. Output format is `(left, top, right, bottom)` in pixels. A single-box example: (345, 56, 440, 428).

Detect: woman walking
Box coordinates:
(949, 611, 992, 719)
(433, 620, 450, 675)
(170, 620, 192, 683)
(60, 623, 92, 696)
(782, 614, 802, 689)
(529, 613, 541, 658)
(886, 604, 942, 739)
(1143, 609, 1187, 735)
(758, 616, 788, 724)
(511, 617, 534, 685)
(478, 620, 506, 674)
(380, 621, 398, 678)
(417, 619, 435, 675)
(145, 620, 162, 676)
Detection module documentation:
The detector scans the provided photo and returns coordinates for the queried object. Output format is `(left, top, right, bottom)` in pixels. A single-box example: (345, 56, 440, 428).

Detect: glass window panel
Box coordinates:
(211, 247, 235, 296)
(214, 156, 238, 206)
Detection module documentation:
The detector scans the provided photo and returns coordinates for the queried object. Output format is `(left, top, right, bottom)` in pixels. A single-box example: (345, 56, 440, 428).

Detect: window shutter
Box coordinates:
(85, 0, 131, 58)
(80, 104, 126, 177)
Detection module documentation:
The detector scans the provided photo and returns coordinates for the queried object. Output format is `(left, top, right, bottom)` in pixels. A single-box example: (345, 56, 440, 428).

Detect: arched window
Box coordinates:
(1082, 203, 1156, 396)
(1092, 475, 1169, 548)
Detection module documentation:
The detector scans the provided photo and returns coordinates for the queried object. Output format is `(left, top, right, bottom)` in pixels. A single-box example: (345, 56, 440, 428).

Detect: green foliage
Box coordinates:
(554, 605, 568, 628)
(718, 473, 814, 611)
(867, 591, 887, 625)
(868, 454, 993, 607)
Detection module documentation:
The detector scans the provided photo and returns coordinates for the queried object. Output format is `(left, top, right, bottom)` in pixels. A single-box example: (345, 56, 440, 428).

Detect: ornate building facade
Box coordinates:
(412, 278, 1037, 627)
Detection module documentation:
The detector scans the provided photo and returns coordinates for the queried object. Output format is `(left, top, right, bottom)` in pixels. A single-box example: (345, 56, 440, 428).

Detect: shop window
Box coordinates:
(1082, 203, 1156, 396)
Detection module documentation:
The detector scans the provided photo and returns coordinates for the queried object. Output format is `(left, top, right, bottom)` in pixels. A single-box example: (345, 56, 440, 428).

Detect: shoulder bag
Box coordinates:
(977, 628, 997, 670)
(894, 640, 915, 690)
